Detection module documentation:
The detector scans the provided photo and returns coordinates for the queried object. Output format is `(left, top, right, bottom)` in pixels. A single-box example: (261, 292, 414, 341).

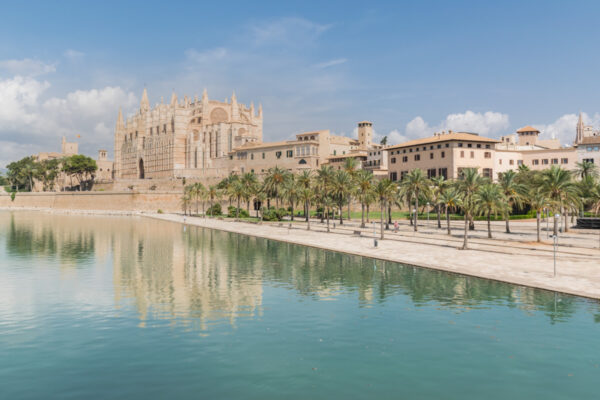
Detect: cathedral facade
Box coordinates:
(114, 88, 263, 181)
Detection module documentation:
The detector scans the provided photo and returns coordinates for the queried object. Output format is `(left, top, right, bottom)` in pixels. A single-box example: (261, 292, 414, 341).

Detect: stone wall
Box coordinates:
(0, 191, 184, 213)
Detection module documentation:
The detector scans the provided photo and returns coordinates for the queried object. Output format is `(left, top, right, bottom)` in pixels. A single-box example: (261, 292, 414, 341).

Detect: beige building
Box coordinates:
(386, 131, 499, 181)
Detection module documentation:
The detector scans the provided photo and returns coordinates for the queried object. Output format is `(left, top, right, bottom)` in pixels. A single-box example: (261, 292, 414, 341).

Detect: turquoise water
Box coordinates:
(0, 211, 599, 399)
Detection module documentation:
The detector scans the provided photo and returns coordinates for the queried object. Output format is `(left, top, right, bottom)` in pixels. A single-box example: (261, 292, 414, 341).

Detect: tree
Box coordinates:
(474, 183, 507, 239)
(241, 172, 258, 214)
(430, 176, 448, 229)
(498, 170, 527, 233)
(315, 165, 334, 223)
(439, 186, 461, 235)
(537, 166, 581, 234)
(263, 166, 288, 208)
(574, 161, 599, 180)
(380, 136, 388, 146)
(206, 185, 220, 217)
(281, 174, 299, 221)
(331, 170, 352, 225)
(400, 168, 430, 232)
(373, 179, 396, 240)
(296, 170, 313, 221)
(355, 169, 374, 228)
(527, 189, 548, 242)
(343, 157, 360, 220)
(62, 155, 97, 191)
(297, 186, 314, 230)
(455, 168, 485, 249)
(227, 179, 245, 220)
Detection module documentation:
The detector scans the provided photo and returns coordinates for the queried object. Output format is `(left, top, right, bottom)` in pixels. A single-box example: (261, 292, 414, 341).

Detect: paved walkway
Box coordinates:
(148, 213, 600, 300)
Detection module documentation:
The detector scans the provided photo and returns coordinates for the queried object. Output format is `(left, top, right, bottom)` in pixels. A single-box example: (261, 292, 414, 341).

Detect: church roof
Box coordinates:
(516, 125, 540, 133)
(580, 136, 600, 145)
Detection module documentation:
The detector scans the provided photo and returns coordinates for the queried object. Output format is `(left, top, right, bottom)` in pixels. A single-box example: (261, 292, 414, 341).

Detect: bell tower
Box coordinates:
(357, 121, 373, 150)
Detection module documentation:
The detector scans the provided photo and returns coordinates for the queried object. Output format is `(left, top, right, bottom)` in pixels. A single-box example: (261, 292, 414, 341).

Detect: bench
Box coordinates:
(353, 230, 362, 236)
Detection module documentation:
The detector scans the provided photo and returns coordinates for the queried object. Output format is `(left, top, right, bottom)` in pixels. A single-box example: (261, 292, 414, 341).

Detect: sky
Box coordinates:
(1, 0, 600, 167)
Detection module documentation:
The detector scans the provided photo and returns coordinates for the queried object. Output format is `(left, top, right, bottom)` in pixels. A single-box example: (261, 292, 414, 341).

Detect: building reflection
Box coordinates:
(1, 211, 598, 328)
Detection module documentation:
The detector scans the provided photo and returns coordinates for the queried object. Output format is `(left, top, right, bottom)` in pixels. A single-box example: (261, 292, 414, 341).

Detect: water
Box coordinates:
(0, 211, 599, 399)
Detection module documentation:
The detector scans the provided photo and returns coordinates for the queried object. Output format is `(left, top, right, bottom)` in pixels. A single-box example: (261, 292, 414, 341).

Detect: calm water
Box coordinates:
(0, 211, 599, 399)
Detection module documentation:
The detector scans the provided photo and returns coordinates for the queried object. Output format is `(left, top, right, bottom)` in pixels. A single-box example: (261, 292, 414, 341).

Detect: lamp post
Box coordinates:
(426, 202, 430, 227)
(372, 221, 377, 247)
(552, 213, 560, 277)
(413, 208, 417, 231)
(545, 205, 549, 239)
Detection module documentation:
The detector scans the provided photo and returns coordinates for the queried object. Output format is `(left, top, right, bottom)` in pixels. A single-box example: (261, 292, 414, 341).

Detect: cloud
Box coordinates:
(64, 49, 85, 61)
(314, 58, 347, 69)
(249, 17, 331, 47)
(0, 58, 56, 77)
(531, 112, 600, 145)
(0, 74, 137, 167)
(184, 48, 227, 64)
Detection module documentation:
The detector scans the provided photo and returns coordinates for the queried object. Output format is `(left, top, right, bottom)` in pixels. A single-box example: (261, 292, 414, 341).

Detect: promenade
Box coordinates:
(149, 212, 600, 300)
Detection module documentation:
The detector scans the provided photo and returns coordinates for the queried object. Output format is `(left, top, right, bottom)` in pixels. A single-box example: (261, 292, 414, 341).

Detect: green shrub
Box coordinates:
(207, 203, 222, 216)
(10, 191, 16, 202)
(157, 209, 164, 214)
(227, 206, 249, 218)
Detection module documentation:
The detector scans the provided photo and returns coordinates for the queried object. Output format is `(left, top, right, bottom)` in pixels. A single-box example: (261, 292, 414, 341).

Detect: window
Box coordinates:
(445, 143, 449, 148)
(390, 172, 398, 181)
(583, 158, 594, 163)
(552, 158, 558, 164)
(333, 150, 337, 155)
(414, 154, 420, 161)
(262, 152, 265, 159)
(509, 159, 514, 165)
(542, 159, 549, 165)
(499, 159, 503, 165)
(391, 157, 396, 164)
(532, 159, 539, 165)
(409, 148, 413, 153)
(441, 151, 445, 158)
(477, 144, 481, 148)
(437, 144, 441, 149)
(517, 160, 523, 166)
(402, 156, 408, 162)
(251, 153, 254, 160)
(423, 146, 426, 150)
(427, 168, 437, 178)
(403, 149, 407, 153)
(276, 151, 282, 159)
(458, 143, 463, 147)
(400, 171, 408, 180)
(467, 143, 472, 148)
(484, 152, 491, 159)
(286, 150, 293, 158)
(299, 159, 307, 165)
(430, 145, 434, 150)
(485, 144, 490, 149)
(560, 158, 568, 164)
(430, 153, 434, 159)
(470, 151, 474, 159)
(438, 168, 448, 179)
(416, 147, 419, 152)
(150, 127, 153, 135)
(482, 168, 493, 178)
(460, 151, 465, 158)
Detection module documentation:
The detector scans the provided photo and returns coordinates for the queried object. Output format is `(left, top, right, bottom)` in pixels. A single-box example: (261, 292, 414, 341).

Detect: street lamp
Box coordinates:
(426, 202, 430, 227)
(551, 213, 560, 277)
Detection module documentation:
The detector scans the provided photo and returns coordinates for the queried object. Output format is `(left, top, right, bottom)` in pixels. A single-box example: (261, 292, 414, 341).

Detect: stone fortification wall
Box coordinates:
(0, 191, 184, 213)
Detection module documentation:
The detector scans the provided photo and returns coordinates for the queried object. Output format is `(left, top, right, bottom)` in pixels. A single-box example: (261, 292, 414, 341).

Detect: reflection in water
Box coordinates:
(1, 211, 598, 329)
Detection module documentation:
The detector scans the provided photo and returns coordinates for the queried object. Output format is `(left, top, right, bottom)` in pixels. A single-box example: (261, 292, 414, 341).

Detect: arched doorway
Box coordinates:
(138, 159, 145, 179)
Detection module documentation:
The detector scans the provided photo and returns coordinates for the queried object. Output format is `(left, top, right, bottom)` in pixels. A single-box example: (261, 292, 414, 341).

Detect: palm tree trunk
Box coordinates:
(469, 216, 475, 231)
(326, 207, 330, 232)
(505, 216, 510, 234)
(361, 202, 365, 228)
(366, 204, 370, 222)
(553, 213, 558, 236)
(236, 197, 240, 220)
(306, 200, 311, 230)
(462, 213, 469, 249)
(446, 206, 451, 235)
(291, 201, 294, 221)
(536, 211, 541, 242)
(437, 205, 441, 228)
(380, 202, 384, 240)
(339, 202, 343, 225)
(414, 194, 419, 232)
(564, 210, 569, 232)
(388, 204, 392, 225)
(196, 197, 199, 215)
(348, 200, 351, 221)
(487, 212, 492, 239)
(305, 201, 309, 222)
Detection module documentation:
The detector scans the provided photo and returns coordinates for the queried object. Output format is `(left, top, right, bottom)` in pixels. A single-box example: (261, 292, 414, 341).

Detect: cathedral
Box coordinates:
(114, 88, 263, 181)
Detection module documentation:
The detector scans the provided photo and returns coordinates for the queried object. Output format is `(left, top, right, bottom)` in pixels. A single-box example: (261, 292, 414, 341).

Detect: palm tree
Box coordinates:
(355, 169, 374, 228)
(298, 186, 314, 230)
(527, 189, 548, 242)
(400, 168, 430, 232)
(263, 166, 288, 208)
(430, 176, 448, 229)
(241, 172, 258, 214)
(474, 183, 507, 239)
(343, 157, 360, 220)
(255, 190, 267, 220)
(455, 168, 484, 249)
(537, 166, 581, 234)
(315, 165, 334, 223)
(322, 194, 336, 233)
(281, 174, 299, 221)
(296, 170, 313, 221)
(373, 178, 396, 240)
(498, 170, 527, 233)
(439, 186, 461, 235)
(331, 170, 352, 225)
(574, 160, 599, 180)
(228, 179, 245, 220)
(206, 185, 220, 217)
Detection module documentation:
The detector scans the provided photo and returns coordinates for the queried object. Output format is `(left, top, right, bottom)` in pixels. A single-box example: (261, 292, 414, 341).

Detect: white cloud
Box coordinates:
(314, 58, 347, 69)
(249, 17, 331, 47)
(184, 48, 227, 64)
(0, 58, 56, 77)
(0, 74, 137, 167)
(532, 112, 600, 144)
(64, 49, 85, 61)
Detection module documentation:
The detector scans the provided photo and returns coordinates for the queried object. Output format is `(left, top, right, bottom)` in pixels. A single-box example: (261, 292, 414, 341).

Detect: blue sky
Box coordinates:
(1, 0, 599, 166)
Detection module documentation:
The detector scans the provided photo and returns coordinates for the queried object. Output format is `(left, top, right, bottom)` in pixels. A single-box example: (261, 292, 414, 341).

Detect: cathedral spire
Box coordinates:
(576, 111, 585, 144)
(140, 88, 150, 112)
(258, 103, 263, 118)
(202, 88, 209, 108)
(170, 91, 178, 106)
(231, 91, 239, 118)
(116, 107, 124, 129)
(250, 101, 255, 116)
